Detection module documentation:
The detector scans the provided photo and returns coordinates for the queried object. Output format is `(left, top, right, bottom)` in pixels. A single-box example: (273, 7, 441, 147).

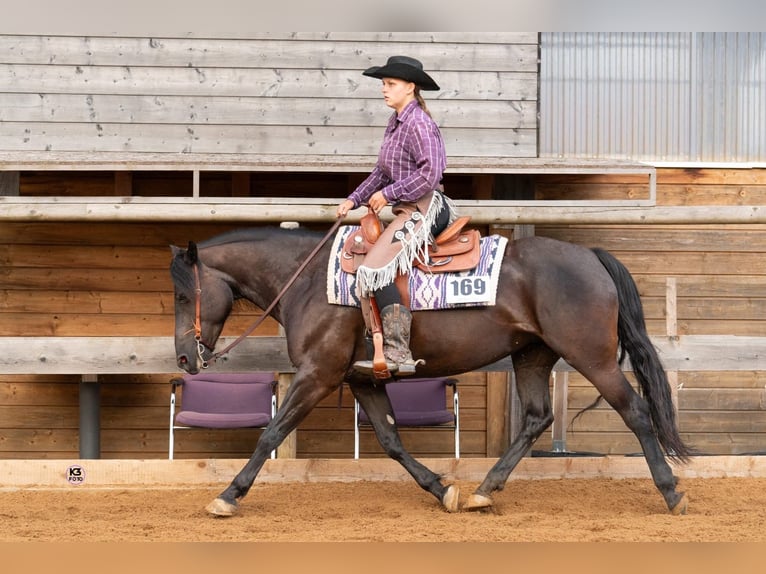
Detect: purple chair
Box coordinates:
(169, 372, 278, 460)
(354, 377, 460, 459)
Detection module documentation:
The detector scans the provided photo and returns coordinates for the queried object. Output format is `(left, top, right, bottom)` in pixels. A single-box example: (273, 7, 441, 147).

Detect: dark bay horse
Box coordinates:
(169, 225, 693, 517)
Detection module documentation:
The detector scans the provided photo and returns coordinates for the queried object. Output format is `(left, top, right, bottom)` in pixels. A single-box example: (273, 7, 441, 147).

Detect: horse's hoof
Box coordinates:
(442, 485, 460, 513)
(670, 492, 689, 515)
(463, 492, 493, 511)
(205, 497, 238, 517)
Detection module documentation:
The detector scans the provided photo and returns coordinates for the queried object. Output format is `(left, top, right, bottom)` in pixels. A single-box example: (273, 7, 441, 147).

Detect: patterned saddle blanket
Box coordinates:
(326, 225, 508, 310)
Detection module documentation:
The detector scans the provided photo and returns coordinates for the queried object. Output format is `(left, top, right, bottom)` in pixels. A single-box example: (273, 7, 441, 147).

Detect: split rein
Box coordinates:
(189, 217, 345, 369)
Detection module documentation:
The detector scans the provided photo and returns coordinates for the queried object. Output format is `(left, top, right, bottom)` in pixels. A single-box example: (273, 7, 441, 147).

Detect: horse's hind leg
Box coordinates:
(583, 365, 688, 514)
(464, 345, 558, 511)
(348, 381, 459, 512)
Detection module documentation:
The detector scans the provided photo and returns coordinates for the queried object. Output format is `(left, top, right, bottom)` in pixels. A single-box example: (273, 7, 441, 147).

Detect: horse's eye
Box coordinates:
(176, 293, 189, 304)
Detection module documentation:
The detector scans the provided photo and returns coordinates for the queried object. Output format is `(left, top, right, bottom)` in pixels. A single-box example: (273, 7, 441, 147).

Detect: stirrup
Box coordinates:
(353, 359, 397, 378)
(394, 358, 426, 376)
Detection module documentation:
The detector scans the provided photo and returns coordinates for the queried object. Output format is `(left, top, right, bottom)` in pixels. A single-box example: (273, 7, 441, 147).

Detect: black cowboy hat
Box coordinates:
(363, 55, 440, 91)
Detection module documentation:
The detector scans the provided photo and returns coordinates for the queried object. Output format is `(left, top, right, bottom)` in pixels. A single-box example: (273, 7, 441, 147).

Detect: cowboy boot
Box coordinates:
(380, 303, 422, 376)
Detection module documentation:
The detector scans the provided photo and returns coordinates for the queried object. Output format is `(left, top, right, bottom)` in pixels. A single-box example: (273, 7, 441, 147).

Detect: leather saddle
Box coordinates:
(341, 212, 480, 276)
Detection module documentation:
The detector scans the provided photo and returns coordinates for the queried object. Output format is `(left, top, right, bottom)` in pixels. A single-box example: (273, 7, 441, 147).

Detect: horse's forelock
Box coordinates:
(170, 251, 196, 292)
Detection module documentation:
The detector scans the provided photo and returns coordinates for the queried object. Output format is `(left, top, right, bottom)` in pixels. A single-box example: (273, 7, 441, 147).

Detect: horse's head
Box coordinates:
(169, 242, 234, 374)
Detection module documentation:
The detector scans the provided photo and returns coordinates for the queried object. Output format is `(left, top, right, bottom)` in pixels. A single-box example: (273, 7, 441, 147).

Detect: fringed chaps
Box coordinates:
(355, 190, 457, 298)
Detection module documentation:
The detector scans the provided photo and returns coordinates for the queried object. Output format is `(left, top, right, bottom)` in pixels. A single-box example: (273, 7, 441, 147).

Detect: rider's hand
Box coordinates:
(336, 199, 355, 219)
(368, 191, 388, 214)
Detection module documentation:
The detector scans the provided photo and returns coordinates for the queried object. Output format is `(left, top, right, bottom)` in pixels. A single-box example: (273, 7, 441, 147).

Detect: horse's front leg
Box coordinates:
(349, 381, 460, 512)
(206, 373, 337, 517)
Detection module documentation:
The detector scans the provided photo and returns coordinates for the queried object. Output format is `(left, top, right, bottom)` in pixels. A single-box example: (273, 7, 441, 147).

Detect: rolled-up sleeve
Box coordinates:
(347, 165, 391, 208)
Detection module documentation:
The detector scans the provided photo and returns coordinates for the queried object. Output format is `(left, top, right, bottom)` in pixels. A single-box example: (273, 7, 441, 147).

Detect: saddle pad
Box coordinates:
(327, 225, 508, 310)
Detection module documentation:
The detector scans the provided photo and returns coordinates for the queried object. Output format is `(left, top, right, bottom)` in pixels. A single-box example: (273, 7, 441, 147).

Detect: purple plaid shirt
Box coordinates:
(348, 100, 446, 207)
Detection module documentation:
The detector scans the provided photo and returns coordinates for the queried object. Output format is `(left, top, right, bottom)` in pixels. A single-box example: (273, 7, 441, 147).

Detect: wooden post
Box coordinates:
(485, 371, 509, 457)
(192, 170, 200, 198)
(666, 277, 680, 414)
(0, 171, 20, 196)
(551, 371, 569, 452)
(276, 325, 297, 458)
(276, 372, 297, 458)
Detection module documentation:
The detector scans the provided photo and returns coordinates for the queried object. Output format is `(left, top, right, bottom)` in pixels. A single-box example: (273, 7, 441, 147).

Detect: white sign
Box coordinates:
(444, 276, 492, 305)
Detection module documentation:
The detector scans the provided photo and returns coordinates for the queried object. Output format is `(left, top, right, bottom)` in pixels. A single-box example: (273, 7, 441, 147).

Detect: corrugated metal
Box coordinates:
(540, 32, 766, 163)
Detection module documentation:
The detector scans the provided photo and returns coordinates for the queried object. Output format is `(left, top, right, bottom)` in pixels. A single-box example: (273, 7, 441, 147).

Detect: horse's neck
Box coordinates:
(203, 236, 315, 312)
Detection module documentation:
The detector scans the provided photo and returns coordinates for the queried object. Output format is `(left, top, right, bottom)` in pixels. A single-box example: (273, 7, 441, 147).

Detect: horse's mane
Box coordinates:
(171, 226, 324, 289)
(197, 226, 321, 249)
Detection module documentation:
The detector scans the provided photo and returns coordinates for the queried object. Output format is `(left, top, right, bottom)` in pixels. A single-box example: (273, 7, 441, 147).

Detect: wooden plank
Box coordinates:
(0, 35, 538, 71)
(0, 244, 174, 269)
(634, 276, 766, 298)
(0, 151, 654, 173)
(0, 268, 174, 292)
(13, 202, 766, 226)
(0, 291, 175, 314)
(555, 409, 766, 433)
(0, 336, 294, 374)
(540, 226, 766, 252)
(608, 252, 766, 275)
(0, 93, 538, 130)
(644, 319, 765, 337)
(659, 184, 766, 206)
(678, 388, 766, 410)
(124, 33, 539, 44)
(677, 371, 766, 388)
(0, 122, 538, 158)
(641, 297, 766, 322)
(0, 65, 539, 100)
(0, 221, 245, 245)
(1, 456, 765, 488)
(656, 168, 766, 185)
(1, 334, 765, 375)
(0, 312, 277, 337)
(0, 406, 79, 428)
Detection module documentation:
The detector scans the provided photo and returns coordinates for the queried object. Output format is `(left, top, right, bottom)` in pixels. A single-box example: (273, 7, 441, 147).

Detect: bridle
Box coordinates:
(184, 262, 215, 369)
(186, 217, 345, 369)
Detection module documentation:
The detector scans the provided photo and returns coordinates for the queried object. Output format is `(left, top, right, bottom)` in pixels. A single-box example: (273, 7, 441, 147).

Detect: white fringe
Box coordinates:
(356, 191, 456, 297)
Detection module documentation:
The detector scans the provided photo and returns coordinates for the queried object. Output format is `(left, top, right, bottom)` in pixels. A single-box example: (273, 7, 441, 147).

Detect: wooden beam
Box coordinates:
(4, 199, 765, 224)
(1, 455, 765, 488)
(1, 335, 765, 375)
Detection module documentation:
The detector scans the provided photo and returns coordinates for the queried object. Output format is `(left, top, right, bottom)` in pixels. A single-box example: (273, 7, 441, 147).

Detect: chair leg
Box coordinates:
(354, 399, 360, 459)
(169, 391, 177, 460)
(453, 386, 460, 459)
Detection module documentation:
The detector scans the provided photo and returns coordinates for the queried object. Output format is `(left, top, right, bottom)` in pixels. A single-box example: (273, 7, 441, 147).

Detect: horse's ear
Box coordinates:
(184, 241, 199, 265)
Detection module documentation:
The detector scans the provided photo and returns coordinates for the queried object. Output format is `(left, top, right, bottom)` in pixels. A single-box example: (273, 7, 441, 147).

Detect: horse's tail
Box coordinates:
(591, 247, 694, 463)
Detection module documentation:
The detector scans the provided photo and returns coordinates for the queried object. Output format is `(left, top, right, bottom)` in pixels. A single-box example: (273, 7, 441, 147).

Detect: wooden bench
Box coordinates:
(1, 151, 658, 208)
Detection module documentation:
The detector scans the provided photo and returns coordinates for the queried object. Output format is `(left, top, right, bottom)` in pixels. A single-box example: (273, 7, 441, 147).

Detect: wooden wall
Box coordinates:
(2, 168, 766, 459)
(0, 33, 538, 158)
(530, 167, 766, 455)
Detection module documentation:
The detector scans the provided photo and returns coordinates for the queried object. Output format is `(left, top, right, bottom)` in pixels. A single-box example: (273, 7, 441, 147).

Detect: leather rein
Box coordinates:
(190, 218, 345, 369)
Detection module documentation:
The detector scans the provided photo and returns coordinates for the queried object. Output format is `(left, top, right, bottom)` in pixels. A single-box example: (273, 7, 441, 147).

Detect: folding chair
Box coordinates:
(169, 372, 278, 460)
(354, 377, 460, 459)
